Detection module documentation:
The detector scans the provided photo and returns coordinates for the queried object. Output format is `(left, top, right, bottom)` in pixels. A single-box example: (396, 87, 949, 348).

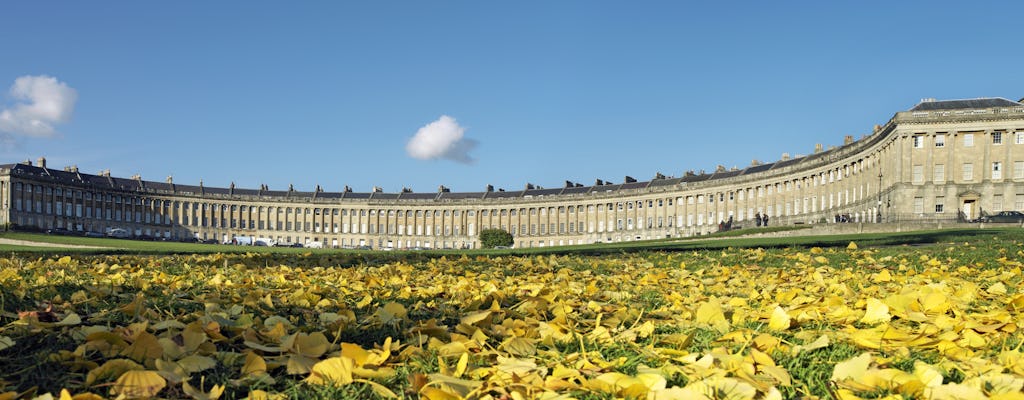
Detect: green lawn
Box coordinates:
(2, 227, 1018, 258)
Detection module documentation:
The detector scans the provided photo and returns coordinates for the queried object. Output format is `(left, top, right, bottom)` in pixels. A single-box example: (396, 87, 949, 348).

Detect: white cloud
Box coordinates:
(0, 75, 78, 138)
(406, 115, 478, 164)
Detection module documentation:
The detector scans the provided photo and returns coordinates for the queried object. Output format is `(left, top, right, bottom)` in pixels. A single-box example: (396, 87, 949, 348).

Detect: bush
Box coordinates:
(479, 229, 513, 249)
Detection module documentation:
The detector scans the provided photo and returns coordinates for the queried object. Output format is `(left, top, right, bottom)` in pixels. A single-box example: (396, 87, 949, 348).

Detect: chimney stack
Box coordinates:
(37, 157, 46, 169)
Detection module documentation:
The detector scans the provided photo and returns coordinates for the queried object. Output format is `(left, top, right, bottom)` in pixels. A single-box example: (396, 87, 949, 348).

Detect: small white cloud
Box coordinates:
(0, 75, 78, 138)
(406, 115, 478, 164)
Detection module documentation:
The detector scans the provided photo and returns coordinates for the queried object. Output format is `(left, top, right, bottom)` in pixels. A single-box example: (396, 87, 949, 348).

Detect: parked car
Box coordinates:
(107, 228, 130, 239)
(46, 228, 72, 236)
(979, 211, 1024, 223)
(84, 232, 105, 238)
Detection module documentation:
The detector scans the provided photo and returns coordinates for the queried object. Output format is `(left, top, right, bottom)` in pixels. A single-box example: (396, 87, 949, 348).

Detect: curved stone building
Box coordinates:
(2, 97, 1023, 248)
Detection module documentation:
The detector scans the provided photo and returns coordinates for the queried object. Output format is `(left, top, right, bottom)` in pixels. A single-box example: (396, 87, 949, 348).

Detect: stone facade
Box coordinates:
(1, 97, 1022, 248)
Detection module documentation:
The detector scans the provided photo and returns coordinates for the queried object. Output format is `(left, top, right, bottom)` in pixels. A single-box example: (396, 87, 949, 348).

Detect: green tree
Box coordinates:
(479, 229, 514, 249)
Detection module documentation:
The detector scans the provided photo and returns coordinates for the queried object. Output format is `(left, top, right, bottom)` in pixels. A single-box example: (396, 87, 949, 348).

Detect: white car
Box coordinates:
(107, 228, 130, 239)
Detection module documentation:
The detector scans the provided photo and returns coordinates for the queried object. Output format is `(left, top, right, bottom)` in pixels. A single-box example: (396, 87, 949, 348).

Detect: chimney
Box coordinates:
(844, 135, 854, 145)
(37, 157, 46, 169)
(486, 184, 494, 192)
(814, 143, 823, 153)
(781, 153, 791, 161)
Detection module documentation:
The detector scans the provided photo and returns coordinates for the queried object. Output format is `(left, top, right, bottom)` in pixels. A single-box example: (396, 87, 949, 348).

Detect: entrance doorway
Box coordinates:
(962, 200, 976, 221)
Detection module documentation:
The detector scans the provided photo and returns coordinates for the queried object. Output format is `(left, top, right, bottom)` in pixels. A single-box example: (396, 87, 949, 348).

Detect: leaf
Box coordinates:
(286, 354, 318, 375)
(354, 378, 399, 398)
(500, 336, 537, 357)
(110, 370, 166, 399)
(182, 381, 225, 400)
(859, 298, 891, 325)
(154, 359, 188, 385)
(86, 359, 144, 387)
(177, 355, 217, 374)
(831, 352, 872, 382)
(305, 357, 354, 385)
(792, 334, 830, 355)
(241, 352, 267, 377)
(120, 332, 163, 363)
(768, 306, 791, 331)
(56, 312, 82, 326)
(292, 332, 329, 358)
(378, 302, 407, 324)
(420, 387, 460, 400)
(912, 361, 944, 387)
(695, 300, 729, 333)
(459, 310, 491, 326)
(0, 336, 13, 352)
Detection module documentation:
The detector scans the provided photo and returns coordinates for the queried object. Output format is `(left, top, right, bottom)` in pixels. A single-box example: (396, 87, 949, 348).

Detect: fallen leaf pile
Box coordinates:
(0, 240, 1022, 399)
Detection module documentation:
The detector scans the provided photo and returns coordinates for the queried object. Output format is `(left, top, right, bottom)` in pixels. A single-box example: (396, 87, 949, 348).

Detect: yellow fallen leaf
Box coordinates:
(695, 300, 729, 333)
(182, 381, 225, 400)
(305, 357, 354, 385)
(860, 298, 891, 325)
(110, 370, 166, 399)
(177, 355, 217, 373)
(768, 306, 791, 331)
(832, 352, 872, 382)
(292, 332, 329, 358)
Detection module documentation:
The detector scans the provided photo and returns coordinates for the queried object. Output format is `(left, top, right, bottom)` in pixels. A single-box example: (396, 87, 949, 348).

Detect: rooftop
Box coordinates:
(910, 97, 1022, 111)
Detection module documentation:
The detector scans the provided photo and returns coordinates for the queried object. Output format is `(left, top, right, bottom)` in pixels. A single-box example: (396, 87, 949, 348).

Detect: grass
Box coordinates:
(2, 226, 1017, 258)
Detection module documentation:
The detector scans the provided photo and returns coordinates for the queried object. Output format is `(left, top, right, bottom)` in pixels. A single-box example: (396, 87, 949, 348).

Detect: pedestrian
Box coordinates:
(755, 212, 762, 227)
(763, 214, 769, 227)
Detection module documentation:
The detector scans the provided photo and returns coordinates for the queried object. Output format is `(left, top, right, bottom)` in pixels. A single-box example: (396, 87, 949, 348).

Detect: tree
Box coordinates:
(479, 229, 513, 249)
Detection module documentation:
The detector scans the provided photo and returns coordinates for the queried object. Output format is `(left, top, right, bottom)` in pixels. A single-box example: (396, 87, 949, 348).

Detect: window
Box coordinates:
(964, 133, 974, 147)
(934, 164, 945, 182)
(935, 134, 945, 147)
(1017, 132, 1024, 145)
(913, 197, 924, 214)
(935, 200, 944, 213)
(993, 162, 1002, 180)
(912, 135, 924, 148)
(993, 132, 1003, 145)
(912, 165, 923, 184)
(1015, 161, 1024, 179)
(962, 163, 974, 181)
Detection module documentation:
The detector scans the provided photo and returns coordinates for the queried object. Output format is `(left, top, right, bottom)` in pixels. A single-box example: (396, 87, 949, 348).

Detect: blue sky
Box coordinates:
(1, 2, 1021, 193)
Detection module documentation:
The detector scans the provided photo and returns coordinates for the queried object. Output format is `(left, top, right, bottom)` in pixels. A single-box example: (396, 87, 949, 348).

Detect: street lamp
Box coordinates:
(876, 170, 883, 223)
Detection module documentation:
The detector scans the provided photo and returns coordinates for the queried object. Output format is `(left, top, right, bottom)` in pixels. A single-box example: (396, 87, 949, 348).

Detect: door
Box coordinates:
(963, 201, 974, 220)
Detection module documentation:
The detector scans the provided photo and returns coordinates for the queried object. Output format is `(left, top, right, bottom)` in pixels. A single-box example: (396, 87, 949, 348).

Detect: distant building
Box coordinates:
(2, 97, 1023, 248)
